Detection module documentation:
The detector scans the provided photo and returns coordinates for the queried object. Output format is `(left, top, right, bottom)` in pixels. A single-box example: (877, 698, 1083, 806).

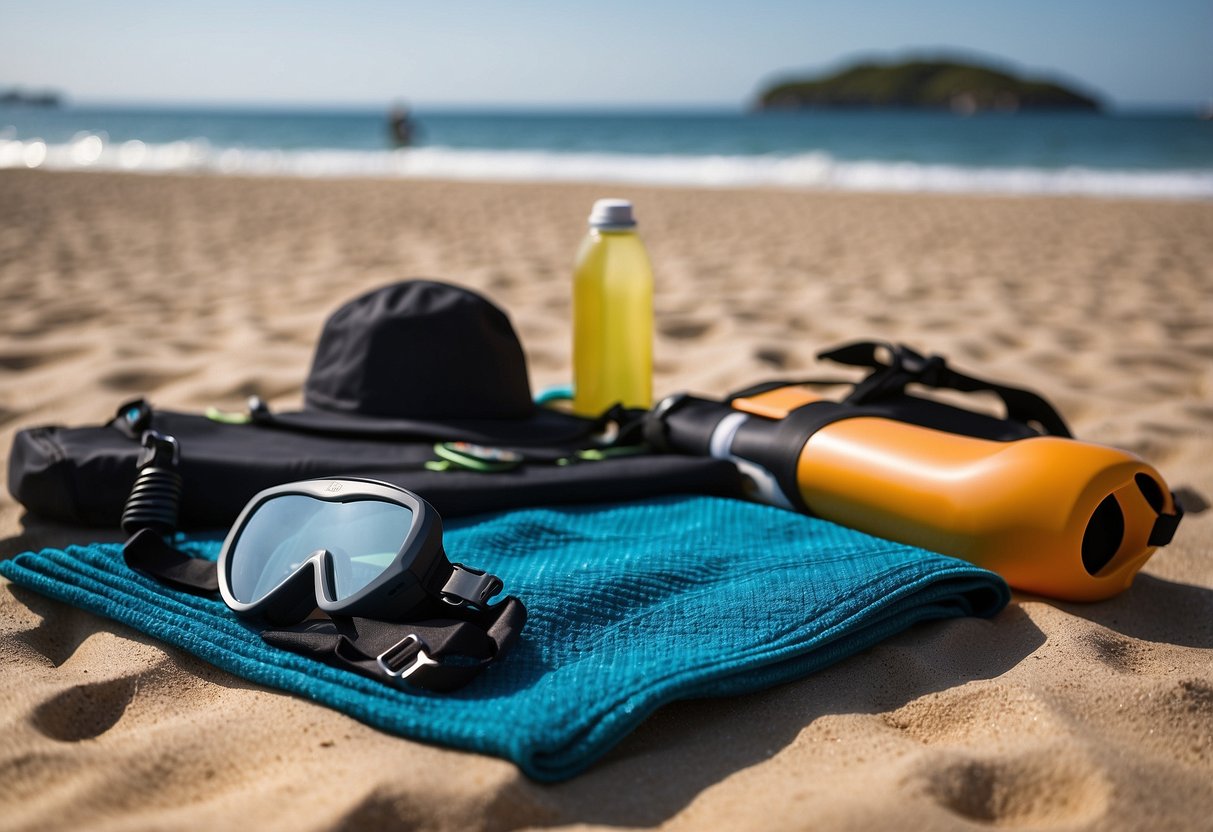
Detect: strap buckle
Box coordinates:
(892, 345, 947, 386)
(441, 564, 503, 608)
(376, 634, 439, 682)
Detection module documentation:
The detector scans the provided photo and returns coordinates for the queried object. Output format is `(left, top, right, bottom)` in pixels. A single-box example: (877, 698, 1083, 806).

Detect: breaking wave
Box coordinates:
(3, 132, 1211, 200)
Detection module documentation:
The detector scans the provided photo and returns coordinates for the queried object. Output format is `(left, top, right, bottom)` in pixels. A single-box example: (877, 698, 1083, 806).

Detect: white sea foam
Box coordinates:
(2, 133, 1211, 200)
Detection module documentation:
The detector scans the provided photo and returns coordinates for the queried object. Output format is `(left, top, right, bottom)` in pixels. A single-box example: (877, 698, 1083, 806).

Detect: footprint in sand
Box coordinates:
(29, 675, 139, 742)
(659, 319, 714, 340)
(1184, 404, 1213, 424)
(0, 348, 82, 373)
(486, 272, 516, 291)
(1115, 351, 1198, 375)
(1080, 629, 1153, 675)
(987, 329, 1025, 351)
(1139, 421, 1192, 439)
(906, 748, 1111, 828)
(1158, 679, 1213, 764)
(1115, 435, 1178, 466)
(754, 347, 790, 370)
(332, 788, 421, 830)
(26, 304, 104, 330)
(1051, 325, 1095, 352)
(98, 367, 190, 393)
(955, 339, 992, 362)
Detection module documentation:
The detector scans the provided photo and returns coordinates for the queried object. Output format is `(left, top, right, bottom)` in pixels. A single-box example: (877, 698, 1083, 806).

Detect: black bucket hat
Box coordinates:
(254, 280, 597, 445)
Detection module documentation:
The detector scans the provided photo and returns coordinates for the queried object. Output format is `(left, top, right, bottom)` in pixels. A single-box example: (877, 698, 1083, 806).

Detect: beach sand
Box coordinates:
(1, 169, 1210, 830)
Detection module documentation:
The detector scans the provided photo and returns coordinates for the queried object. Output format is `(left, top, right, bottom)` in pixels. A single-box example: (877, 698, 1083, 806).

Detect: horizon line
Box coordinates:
(4, 97, 1208, 115)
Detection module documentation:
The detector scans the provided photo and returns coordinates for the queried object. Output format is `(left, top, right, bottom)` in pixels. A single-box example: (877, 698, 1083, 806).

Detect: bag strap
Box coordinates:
(108, 398, 650, 475)
(724, 343, 1071, 439)
(820, 341, 1073, 438)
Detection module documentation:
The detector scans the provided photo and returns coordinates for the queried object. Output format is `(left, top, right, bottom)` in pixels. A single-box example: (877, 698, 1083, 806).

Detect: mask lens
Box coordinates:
(228, 494, 415, 604)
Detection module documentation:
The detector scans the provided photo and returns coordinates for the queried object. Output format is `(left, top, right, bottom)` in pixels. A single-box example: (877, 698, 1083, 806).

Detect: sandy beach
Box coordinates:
(1, 169, 1211, 830)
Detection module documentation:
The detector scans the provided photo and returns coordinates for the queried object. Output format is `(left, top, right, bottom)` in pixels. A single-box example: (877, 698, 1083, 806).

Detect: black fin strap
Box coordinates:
(820, 341, 1072, 438)
(123, 529, 220, 594)
(261, 597, 527, 693)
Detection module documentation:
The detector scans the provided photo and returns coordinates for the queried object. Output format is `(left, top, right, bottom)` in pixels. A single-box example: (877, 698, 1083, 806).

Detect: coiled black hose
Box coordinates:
(121, 431, 182, 536)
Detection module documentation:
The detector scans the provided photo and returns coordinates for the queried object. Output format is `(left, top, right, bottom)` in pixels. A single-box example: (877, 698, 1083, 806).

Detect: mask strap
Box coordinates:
(260, 598, 527, 693)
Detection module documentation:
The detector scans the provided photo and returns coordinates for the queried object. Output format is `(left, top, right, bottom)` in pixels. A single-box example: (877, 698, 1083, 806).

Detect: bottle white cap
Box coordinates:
(588, 198, 636, 230)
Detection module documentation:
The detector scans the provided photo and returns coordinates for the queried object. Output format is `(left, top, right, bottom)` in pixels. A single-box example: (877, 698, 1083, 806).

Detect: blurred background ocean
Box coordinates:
(3, 105, 1211, 198)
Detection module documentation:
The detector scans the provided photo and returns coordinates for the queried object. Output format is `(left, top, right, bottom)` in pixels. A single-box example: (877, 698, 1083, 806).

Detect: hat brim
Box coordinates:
(257, 405, 600, 447)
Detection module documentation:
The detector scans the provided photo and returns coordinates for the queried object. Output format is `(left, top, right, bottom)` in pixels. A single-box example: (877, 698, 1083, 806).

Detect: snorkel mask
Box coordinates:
(218, 478, 503, 624)
(122, 433, 526, 692)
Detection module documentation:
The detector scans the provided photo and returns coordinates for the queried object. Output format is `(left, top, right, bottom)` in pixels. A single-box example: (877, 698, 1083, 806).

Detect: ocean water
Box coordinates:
(2, 105, 1211, 199)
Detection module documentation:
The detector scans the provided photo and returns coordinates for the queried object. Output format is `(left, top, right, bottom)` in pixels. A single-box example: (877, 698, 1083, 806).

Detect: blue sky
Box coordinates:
(3, 1, 1210, 109)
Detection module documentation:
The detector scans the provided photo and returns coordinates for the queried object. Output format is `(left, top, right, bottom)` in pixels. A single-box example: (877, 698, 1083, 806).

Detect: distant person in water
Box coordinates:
(388, 102, 416, 148)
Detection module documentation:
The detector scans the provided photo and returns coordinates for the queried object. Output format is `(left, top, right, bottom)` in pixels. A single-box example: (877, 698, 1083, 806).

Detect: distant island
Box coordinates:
(0, 88, 63, 108)
(755, 58, 1102, 114)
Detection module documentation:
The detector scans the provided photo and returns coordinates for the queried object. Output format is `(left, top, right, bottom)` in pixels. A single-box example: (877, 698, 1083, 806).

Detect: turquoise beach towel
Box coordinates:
(0, 495, 1008, 781)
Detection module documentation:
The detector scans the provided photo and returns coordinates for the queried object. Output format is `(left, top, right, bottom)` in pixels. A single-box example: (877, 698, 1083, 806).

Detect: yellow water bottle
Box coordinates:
(572, 198, 654, 415)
